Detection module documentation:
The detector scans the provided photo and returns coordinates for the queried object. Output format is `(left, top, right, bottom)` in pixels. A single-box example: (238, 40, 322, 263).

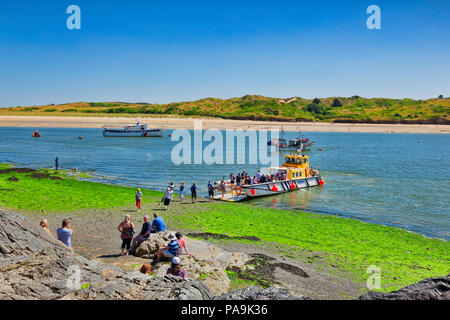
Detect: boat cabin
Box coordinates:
(282, 154, 311, 179)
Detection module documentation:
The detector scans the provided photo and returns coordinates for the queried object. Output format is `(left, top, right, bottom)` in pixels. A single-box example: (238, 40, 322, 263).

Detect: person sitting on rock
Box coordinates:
(166, 257, 186, 279)
(56, 218, 74, 251)
(151, 212, 167, 233)
(140, 263, 152, 275)
(155, 233, 179, 263)
(40, 219, 51, 234)
(175, 232, 190, 255)
(130, 215, 151, 253)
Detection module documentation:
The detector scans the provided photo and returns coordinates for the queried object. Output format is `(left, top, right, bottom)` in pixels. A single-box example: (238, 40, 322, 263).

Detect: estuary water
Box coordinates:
(0, 126, 449, 240)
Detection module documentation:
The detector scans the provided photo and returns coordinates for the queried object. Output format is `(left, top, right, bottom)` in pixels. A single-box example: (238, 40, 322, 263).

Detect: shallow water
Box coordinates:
(0, 127, 449, 240)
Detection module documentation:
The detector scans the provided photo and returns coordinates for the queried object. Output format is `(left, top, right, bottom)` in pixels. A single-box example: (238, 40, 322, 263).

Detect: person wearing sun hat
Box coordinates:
(166, 256, 186, 278)
(155, 232, 180, 263)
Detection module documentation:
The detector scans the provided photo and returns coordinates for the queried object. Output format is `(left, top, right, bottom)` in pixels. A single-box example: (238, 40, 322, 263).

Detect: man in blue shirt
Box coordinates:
(190, 182, 197, 203)
(130, 215, 151, 253)
(207, 181, 215, 202)
(57, 219, 73, 250)
(152, 213, 167, 232)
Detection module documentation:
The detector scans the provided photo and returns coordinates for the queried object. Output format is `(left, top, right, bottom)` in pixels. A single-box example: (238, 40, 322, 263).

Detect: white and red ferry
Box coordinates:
(103, 121, 163, 137)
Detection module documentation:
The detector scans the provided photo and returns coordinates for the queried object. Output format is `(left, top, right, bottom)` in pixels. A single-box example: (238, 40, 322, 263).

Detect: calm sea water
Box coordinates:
(0, 127, 449, 240)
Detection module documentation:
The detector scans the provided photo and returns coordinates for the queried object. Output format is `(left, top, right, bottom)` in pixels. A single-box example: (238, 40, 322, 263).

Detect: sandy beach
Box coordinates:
(0, 115, 448, 134)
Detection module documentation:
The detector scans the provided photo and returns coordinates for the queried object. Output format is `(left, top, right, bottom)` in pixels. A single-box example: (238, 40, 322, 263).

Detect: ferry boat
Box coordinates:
(214, 153, 324, 202)
(103, 121, 164, 137)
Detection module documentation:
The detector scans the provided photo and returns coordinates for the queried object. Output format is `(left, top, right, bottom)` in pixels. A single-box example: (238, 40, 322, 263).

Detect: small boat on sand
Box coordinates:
(103, 120, 163, 137)
(214, 153, 324, 202)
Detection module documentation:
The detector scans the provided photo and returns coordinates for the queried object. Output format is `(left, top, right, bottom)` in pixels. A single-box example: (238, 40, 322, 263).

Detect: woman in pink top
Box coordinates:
(135, 188, 143, 211)
(175, 232, 190, 255)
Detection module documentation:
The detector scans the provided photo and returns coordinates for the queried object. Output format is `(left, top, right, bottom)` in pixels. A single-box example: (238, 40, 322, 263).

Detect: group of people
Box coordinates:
(117, 212, 169, 255)
(39, 218, 74, 251)
(135, 181, 200, 212)
(115, 212, 190, 278)
(228, 170, 287, 186)
(39, 212, 189, 279)
(208, 169, 289, 199)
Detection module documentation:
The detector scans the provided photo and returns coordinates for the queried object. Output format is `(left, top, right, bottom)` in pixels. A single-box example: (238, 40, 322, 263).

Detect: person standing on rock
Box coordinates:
(135, 188, 143, 211)
(56, 219, 73, 251)
(166, 257, 186, 279)
(117, 214, 135, 256)
(130, 215, 151, 253)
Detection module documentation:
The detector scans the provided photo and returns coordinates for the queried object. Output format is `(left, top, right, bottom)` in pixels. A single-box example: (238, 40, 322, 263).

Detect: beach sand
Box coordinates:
(0, 115, 449, 133)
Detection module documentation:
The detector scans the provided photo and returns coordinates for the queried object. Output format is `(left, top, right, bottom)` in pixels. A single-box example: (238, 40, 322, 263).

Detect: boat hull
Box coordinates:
(103, 129, 164, 137)
(242, 176, 322, 198)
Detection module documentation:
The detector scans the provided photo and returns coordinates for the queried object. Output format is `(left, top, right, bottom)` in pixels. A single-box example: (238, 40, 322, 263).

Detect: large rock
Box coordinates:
(134, 231, 249, 295)
(0, 210, 212, 300)
(358, 275, 450, 300)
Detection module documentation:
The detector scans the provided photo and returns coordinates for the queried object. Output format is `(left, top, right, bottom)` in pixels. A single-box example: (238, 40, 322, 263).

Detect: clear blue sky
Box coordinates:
(0, 0, 449, 107)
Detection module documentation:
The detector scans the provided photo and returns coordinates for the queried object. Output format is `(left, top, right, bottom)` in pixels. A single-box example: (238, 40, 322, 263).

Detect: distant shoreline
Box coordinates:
(0, 115, 449, 134)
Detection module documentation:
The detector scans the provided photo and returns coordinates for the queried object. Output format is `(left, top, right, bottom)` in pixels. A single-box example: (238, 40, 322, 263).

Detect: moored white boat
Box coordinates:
(103, 121, 164, 137)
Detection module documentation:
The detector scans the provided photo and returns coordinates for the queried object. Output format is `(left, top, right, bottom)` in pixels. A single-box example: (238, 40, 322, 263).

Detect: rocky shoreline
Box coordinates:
(1, 209, 449, 300)
(0, 209, 299, 300)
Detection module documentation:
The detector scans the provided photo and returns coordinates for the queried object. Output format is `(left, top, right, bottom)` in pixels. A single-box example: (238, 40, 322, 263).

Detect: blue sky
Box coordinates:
(0, 0, 449, 107)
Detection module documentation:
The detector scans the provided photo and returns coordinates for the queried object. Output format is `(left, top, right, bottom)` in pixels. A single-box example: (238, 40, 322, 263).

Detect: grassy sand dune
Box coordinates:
(0, 164, 448, 294)
(1, 95, 449, 124)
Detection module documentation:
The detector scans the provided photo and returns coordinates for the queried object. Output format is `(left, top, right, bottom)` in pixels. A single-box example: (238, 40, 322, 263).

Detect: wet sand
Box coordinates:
(0, 115, 448, 133)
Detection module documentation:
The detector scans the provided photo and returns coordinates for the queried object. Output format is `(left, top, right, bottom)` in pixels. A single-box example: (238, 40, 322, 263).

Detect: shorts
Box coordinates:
(208, 191, 214, 197)
(191, 192, 197, 198)
(121, 238, 132, 250)
(162, 249, 176, 259)
(164, 198, 171, 206)
(179, 191, 184, 199)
